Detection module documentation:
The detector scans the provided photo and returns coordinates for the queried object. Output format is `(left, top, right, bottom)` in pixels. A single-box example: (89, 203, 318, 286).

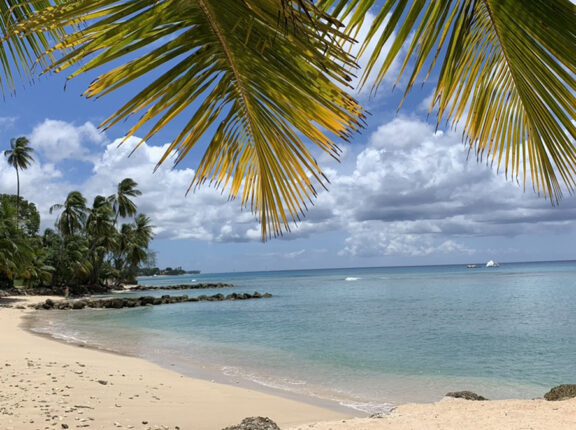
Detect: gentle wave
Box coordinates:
(32, 327, 88, 345)
(339, 401, 395, 415)
(221, 365, 394, 415)
(344, 277, 360, 281)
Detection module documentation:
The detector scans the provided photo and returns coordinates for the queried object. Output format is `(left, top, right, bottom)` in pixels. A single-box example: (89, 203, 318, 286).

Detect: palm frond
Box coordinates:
(0, 0, 66, 92)
(321, 0, 576, 201)
(13, 0, 364, 239)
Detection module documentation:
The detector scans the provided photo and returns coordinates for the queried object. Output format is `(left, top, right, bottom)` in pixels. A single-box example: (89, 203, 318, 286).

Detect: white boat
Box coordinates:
(486, 260, 500, 268)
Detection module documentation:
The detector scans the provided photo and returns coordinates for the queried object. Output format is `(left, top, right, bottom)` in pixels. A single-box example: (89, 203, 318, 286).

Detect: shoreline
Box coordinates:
(1, 296, 350, 430)
(3, 296, 576, 430)
(21, 309, 361, 417)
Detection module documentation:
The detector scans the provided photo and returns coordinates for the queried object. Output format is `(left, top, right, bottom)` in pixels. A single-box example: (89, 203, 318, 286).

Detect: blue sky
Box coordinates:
(1, 14, 575, 273)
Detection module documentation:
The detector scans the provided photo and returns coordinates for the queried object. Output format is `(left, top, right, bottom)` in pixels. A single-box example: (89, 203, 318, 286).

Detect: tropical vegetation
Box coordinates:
(4, 137, 34, 227)
(0, 145, 155, 290)
(0, 0, 573, 239)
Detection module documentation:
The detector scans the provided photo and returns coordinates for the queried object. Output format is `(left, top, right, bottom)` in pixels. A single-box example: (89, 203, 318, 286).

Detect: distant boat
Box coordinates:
(466, 264, 478, 269)
(486, 260, 500, 268)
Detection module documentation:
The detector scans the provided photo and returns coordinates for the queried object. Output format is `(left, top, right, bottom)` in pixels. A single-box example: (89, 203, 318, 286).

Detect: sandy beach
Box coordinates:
(2, 296, 576, 430)
(0, 297, 347, 430)
(288, 397, 576, 430)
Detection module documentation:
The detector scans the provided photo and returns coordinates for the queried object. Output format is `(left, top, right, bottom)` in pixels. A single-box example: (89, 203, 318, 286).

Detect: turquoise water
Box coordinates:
(31, 261, 576, 413)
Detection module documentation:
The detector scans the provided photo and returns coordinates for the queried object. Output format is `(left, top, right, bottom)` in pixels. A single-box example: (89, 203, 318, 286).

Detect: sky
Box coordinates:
(1, 11, 575, 273)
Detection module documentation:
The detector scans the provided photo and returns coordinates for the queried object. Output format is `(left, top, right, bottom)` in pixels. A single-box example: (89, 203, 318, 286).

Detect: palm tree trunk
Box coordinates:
(15, 166, 20, 227)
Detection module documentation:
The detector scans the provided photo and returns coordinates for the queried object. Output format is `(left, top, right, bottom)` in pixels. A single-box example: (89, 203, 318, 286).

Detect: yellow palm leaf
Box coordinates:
(11, 0, 364, 239)
(320, 0, 576, 201)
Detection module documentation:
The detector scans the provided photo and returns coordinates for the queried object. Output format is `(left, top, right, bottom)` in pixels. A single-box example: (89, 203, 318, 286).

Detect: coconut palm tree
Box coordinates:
(4, 137, 34, 225)
(5, 1, 576, 237)
(86, 196, 117, 285)
(112, 214, 154, 283)
(50, 191, 89, 239)
(108, 178, 142, 223)
(134, 214, 154, 247)
(0, 199, 34, 282)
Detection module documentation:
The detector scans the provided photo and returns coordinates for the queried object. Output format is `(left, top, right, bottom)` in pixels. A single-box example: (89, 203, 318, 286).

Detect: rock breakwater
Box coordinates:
(33, 292, 272, 310)
(127, 283, 234, 291)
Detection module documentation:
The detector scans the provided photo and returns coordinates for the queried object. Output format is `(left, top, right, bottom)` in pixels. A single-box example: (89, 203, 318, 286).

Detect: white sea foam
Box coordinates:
(345, 277, 360, 281)
(339, 401, 395, 415)
(221, 365, 396, 415)
(32, 327, 88, 345)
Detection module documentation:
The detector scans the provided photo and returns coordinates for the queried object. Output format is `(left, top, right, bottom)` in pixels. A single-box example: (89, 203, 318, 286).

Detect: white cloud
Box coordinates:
(0, 116, 17, 130)
(3, 116, 575, 261)
(317, 117, 576, 257)
(0, 155, 66, 223)
(30, 119, 106, 163)
(81, 136, 260, 242)
(2, 124, 261, 241)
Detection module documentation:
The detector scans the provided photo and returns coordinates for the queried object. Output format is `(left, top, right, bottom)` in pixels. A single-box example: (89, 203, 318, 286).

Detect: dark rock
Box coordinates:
(34, 292, 272, 311)
(71, 301, 86, 310)
(129, 283, 235, 292)
(139, 296, 155, 306)
(445, 391, 488, 401)
(222, 417, 281, 430)
(42, 299, 55, 309)
(97, 380, 108, 385)
(103, 298, 125, 309)
(544, 385, 576, 401)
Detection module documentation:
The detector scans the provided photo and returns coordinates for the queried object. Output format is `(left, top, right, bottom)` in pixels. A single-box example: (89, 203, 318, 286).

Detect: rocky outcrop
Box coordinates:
(33, 292, 272, 310)
(222, 417, 281, 430)
(1, 284, 114, 297)
(1, 283, 234, 298)
(445, 391, 488, 401)
(544, 385, 576, 401)
(127, 283, 234, 291)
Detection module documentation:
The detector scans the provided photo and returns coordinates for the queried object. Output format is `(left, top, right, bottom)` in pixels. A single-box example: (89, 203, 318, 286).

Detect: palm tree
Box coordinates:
(108, 178, 142, 223)
(4, 137, 34, 225)
(134, 214, 154, 247)
(50, 191, 89, 239)
(116, 215, 154, 283)
(86, 196, 117, 285)
(0, 199, 34, 282)
(6, 1, 576, 237)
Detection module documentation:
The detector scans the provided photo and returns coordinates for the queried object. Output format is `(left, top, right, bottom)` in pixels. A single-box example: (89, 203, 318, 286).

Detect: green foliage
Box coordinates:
(4, 136, 35, 226)
(1, 177, 155, 290)
(0, 199, 33, 282)
(4, 137, 34, 171)
(50, 191, 89, 238)
(0, 194, 40, 237)
(108, 178, 142, 221)
(46, 178, 154, 286)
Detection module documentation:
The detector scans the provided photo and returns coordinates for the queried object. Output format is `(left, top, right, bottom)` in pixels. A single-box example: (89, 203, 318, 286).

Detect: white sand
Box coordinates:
(288, 397, 576, 430)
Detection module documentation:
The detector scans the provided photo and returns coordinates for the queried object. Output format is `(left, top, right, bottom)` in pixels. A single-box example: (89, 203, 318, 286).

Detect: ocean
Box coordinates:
(28, 261, 576, 414)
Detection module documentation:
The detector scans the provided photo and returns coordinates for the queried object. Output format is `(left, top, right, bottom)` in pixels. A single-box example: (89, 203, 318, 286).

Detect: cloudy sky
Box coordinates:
(1, 17, 575, 273)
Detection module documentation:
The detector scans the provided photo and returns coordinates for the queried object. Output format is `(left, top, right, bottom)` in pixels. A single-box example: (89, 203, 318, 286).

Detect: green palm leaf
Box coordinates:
(13, 0, 364, 238)
(320, 0, 576, 201)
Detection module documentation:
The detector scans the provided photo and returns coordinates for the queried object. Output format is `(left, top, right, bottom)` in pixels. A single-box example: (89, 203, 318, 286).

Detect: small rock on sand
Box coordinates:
(222, 416, 281, 430)
(445, 391, 488, 401)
